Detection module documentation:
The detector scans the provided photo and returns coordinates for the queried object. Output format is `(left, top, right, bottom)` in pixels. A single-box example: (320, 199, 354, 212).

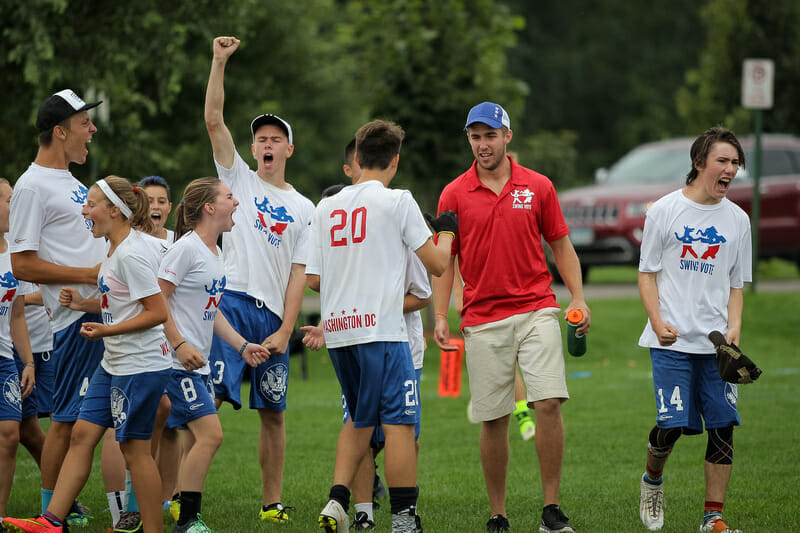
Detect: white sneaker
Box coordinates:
(319, 499, 349, 532)
(639, 474, 665, 530)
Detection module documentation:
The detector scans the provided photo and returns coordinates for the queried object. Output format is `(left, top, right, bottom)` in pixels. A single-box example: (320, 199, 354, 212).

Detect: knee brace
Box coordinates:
(648, 426, 681, 459)
(705, 426, 734, 465)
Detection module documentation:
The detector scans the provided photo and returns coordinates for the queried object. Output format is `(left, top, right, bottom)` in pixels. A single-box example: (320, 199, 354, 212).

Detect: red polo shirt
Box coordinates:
(438, 156, 569, 327)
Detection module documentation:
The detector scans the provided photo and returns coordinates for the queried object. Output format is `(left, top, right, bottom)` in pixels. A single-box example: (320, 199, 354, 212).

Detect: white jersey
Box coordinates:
(159, 231, 225, 375)
(25, 300, 53, 353)
(306, 181, 432, 349)
(214, 152, 314, 317)
(404, 249, 431, 370)
(9, 163, 105, 333)
(98, 230, 170, 375)
(0, 250, 36, 359)
(638, 189, 752, 353)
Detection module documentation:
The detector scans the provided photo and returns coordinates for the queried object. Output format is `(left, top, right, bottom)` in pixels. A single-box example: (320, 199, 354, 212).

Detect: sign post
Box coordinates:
(741, 59, 774, 292)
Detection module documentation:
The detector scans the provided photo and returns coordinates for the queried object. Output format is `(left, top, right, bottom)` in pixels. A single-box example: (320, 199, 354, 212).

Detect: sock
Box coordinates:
(41, 489, 54, 514)
(389, 486, 417, 515)
(355, 502, 374, 521)
(177, 491, 202, 526)
(42, 510, 63, 526)
(124, 470, 139, 512)
(329, 484, 350, 511)
(703, 501, 724, 523)
(643, 470, 663, 485)
(107, 491, 124, 524)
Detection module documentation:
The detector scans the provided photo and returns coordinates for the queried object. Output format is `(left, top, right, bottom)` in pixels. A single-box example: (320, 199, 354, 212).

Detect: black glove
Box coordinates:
(708, 331, 762, 384)
(424, 210, 458, 235)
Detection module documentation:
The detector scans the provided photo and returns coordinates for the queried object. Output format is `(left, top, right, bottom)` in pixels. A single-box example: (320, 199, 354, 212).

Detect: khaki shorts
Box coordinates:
(463, 308, 569, 422)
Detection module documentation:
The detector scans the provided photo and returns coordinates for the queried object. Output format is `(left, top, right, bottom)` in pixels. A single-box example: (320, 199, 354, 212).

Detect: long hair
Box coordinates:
(174, 178, 221, 240)
(99, 175, 154, 234)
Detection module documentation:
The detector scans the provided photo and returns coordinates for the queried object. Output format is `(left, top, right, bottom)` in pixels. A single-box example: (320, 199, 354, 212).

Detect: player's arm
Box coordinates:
(431, 253, 457, 350)
(403, 293, 430, 314)
(80, 292, 168, 340)
(204, 36, 240, 169)
(638, 271, 679, 346)
(11, 250, 99, 286)
(156, 279, 204, 371)
(213, 311, 269, 367)
(726, 287, 743, 345)
(59, 287, 101, 314)
(414, 234, 454, 277)
(549, 235, 590, 335)
(306, 273, 320, 292)
(24, 290, 43, 306)
(10, 297, 35, 398)
(261, 262, 306, 355)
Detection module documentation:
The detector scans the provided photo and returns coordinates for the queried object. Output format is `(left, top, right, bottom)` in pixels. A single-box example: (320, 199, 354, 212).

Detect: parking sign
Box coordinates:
(742, 59, 774, 110)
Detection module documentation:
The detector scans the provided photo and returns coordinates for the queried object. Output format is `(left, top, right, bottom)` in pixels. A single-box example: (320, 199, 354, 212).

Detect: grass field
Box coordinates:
(6, 291, 799, 532)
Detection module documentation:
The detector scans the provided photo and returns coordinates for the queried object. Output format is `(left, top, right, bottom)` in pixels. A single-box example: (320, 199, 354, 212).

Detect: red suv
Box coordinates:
(557, 134, 800, 278)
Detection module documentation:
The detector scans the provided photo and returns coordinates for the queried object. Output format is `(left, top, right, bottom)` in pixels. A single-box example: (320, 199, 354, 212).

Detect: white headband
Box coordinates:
(96, 179, 132, 219)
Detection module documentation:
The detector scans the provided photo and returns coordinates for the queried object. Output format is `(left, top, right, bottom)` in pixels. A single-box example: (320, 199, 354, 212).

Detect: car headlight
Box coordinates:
(625, 201, 652, 218)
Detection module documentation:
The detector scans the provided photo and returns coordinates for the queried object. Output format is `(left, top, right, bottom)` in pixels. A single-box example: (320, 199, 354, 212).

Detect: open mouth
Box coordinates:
(263, 154, 274, 166)
(150, 212, 162, 222)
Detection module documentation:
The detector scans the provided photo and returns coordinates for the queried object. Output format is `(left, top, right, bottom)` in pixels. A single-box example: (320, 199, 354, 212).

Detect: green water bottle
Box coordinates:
(566, 309, 587, 357)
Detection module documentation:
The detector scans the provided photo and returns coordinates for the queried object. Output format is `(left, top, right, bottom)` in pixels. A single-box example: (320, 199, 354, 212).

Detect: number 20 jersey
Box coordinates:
(306, 181, 431, 349)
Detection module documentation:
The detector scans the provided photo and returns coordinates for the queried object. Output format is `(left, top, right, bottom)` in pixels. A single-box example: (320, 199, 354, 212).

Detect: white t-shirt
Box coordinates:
(0, 250, 36, 359)
(98, 230, 170, 375)
(159, 231, 225, 375)
(306, 181, 432, 349)
(404, 249, 431, 370)
(214, 152, 314, 317)
(9, 164, 105, 333)
(638, 190, 752, 353)
(25, 300, 53, 353)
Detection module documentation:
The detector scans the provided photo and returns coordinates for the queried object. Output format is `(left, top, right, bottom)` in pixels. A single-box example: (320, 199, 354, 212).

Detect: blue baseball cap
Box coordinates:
(464, 101, 510, 130)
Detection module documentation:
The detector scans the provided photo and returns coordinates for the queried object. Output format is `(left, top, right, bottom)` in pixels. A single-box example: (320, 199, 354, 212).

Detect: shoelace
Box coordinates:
(643, 487, 664, 518)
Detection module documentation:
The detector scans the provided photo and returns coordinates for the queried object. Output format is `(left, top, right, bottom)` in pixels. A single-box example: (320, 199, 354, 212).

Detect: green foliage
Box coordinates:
(676, 0, 800, 136)
(516, 129, 579, 188)
(343, 0, 528, 209)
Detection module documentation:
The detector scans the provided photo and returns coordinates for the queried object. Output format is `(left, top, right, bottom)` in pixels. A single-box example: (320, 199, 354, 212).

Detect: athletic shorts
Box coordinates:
(79, 365, 170, 442)
(165, 370, 217, 429)
(343, 368, 422, 445)
(209, 290, 290, 411)
(330, 341, 418, 428)
(13, 349, 54, 418)
(463, 308, 569, 422)
(0, 357, 22, 422)
(52, 313, 105, 423)
(650, 348, 740, 434)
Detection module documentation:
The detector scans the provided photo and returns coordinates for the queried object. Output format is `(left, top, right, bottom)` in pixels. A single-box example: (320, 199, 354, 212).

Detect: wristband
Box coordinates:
(437, 231, 455, 238)
(173, 341, 186, 351)
(238, 342, 249, 356)
(435, 312, 448, 318)
(23, 362, 35, 368)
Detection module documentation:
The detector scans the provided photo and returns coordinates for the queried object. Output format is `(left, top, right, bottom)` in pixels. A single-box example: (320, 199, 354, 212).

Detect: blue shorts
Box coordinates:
(79, 365, 170, 442)
(0, 357, 22, 422)
(13, 349, 55, 418)
(165, 370, 217, 429)
(330, 341, 418, 428)
(52, 314, 105, 423)
(209, 291, 290, 411)
(343, 368, 422, 445)
(650, 348, 741, 434)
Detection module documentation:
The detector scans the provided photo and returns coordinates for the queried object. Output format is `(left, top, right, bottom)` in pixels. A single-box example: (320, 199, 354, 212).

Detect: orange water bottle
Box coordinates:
(566, 309, 587, 357)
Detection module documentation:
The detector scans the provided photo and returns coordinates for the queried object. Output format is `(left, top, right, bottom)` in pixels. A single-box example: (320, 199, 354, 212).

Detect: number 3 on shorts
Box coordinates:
(657, 386, 684, 413)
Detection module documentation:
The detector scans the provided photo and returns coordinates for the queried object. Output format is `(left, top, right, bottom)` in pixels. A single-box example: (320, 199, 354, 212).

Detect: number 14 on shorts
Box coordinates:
(657, 386, 683, 414)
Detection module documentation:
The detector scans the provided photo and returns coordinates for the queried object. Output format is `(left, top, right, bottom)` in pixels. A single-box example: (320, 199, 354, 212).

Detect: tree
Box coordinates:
(676, 0, 800, 136)
(342, 0, 528, 209)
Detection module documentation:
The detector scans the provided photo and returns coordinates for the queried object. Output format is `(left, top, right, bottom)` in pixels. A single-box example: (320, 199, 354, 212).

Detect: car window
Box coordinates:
(760, 149, 794, 177)
(606, 146, 690, 185)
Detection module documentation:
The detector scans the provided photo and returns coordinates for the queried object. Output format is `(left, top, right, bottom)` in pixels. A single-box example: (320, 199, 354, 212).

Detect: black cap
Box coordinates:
(250, 114, 293, 144)
(36, 89, 102, 133)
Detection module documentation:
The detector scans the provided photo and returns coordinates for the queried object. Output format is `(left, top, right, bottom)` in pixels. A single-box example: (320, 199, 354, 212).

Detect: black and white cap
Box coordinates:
(36, 89, 102, 133)
(250, 114, 293, 145)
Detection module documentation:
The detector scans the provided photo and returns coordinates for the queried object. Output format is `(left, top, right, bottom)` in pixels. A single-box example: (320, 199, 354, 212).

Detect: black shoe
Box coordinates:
(486, 514, 510, 532)
(539, 505, 575, 533)
(352, 511, 376, 531)
(415, 513, 423, 533)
